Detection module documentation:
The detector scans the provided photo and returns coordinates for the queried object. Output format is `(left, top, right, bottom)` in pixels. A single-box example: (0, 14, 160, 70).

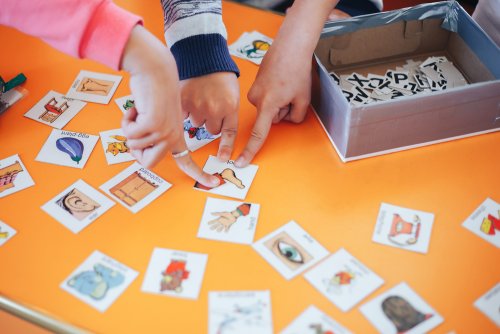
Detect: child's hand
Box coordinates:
(179, 72, 240, 161)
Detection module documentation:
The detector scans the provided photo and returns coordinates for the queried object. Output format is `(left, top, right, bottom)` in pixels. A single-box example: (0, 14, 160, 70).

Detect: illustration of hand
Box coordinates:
(207, 211, 238, 233)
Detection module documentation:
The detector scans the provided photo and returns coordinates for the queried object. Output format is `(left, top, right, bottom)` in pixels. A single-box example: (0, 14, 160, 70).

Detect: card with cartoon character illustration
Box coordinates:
(183, 119, 221, 152)
(229, 31, 273, 65)
(99, 129, 135, 165)
(114, 94, 135, 113)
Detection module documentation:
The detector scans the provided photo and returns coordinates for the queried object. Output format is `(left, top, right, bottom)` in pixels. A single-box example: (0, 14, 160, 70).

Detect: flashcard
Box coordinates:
(24, 90, 86, 129)
(41, 179, 115, 234)
(304, 248, 384, 312)
(100, 162, 172, 213)
(462, 198, 500, 248)
(280, 305, 352, 334)
(194, 155, 258, 200)
(252, 220, 329, 280)
(0, 154, 34, 198)
(66, 70, 121, 104)
(372, 203, 435, 254)
(99, 129, 135, 165)
(209, 290, 273, 334)
(141, 248, 208, 300)
(60, 250, 138, 312)
(0, 220, 17, 246)
(229, 31, 273, 65)
(183, 119, 221, 152)
(36, 129, 99, 169)
(360, 282, 443, 334)
(197, 197, 260, 245)
(474, 282, 500, 327)
(114, 94, 135, 113)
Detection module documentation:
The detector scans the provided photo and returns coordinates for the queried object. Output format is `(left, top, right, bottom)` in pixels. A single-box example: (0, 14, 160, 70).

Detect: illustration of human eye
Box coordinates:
(276, 240, 304, 264)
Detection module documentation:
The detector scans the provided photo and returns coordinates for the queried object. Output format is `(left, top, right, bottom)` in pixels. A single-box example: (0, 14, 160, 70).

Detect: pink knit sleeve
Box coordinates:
(0, 0, 143, 70)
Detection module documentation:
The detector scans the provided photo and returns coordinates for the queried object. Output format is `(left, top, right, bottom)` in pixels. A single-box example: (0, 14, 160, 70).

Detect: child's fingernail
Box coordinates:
(234, 157, 245, 168)
(210, 176, 220, 186)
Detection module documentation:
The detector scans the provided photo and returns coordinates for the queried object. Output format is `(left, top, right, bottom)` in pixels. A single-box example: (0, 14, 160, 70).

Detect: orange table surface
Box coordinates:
(1, 1, 499, 333)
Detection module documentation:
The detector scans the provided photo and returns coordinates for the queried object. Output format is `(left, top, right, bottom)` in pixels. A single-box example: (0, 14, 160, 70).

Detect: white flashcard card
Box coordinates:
(141, 248, 208, 300)
(194, 155, 258, 200)
(360, 282, 443, 334)
(100, 162, 172, 213)
(209, 290, 273, 334)
(0, 154, 34, 198)
(372, 203, 435, 254)
(36, 129, 99, 169)
(252, 220, 329, 280)
(99, 129, 135, 165)
(462, 198, 500, 248)
(41, 179, 115, 234)
(60, 250, 138, 312)
(229, 31, 273, 65)
(474, 282, 500, 327)
(66, 70, 122, 104)
(0, 220, 17, 246)
(114, 94, 134, 113)
(280, 305, 352, 334)
(304, 248, 384, 312)
(183, 119, 220, 152)
(197, 197, 260, 245)
(24, 90, 86, 129)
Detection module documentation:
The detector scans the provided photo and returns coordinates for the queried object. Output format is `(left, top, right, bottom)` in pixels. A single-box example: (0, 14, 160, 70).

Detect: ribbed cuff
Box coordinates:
(170, 34, 240, 80)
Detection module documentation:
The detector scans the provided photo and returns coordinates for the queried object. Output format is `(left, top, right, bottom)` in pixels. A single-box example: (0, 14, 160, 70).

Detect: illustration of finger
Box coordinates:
(221, 168, 245, 189)
(56, 137, 84, 164)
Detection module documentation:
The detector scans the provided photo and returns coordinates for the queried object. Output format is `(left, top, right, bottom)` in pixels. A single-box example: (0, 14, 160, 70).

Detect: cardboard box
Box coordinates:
(311, 1, 500, 162)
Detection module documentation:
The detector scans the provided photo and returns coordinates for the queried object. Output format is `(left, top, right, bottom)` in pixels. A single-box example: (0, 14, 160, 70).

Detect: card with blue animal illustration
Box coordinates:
(114, 94, 135, 113)
(252, 220, 329, 280)
(183, 119, 220, 152)
(359, 282, 443, 334)
(209, 290, 273, 334)
(0, 220, 17, 247)
(197, 197, 260, 245)
(141, 248, 208, 300)
(372, 203, 434, 254)
(24, 90, 86, 129)
(0, 154, 35, 198)
(35, 129, 98, 169)
(279, 305, 352, 334)
(304, 248, 384, 312)
(41, 179, 115, 234)
(99, 129, 135, 165)
(66, 70, 122, 104)
(100, 162, 172, 213)
(229, 31, 273, 65)
(462, 198, 500, 248)
(474, 282, 500, 327)
(194, 155, 258, 200)
(60, 250, 138, 312)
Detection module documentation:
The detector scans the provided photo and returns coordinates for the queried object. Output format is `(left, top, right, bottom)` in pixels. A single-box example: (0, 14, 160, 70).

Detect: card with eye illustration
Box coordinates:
(114, 94, 135, 113)
(0, 154, 35, 199)
(0, 220, 17, 247)
(66, 70, 122, 104)
(41, 179, 115, 234)
(99, 129, 135, 165)
(252, 221, 329, 280)
(280, 305, 352, 334)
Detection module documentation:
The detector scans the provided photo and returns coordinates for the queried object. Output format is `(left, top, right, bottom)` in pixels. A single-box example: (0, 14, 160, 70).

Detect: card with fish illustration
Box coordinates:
(24, 90, 86, 129)
(41, 179, 115, 234)
(197, 197, 260, 245)
(99, 129, 135, 165)
(474, 282, 500, 327)
(280, 305, 352, 334)
(372, 203, 435, 254)
(360, 282, 443, 334)
(209, 290, 273, 334)
(0, 154, 35, 198)
(100, 162, 172, 213)
(462, 198, 500, 248)
(35, 129, 99, 169)
(229, 31, 273, 65)
(66, 70, 122, 104)
(0, 220, 17, 247)
(304, 248, 384, 312)
(60, 250, 138, 312)
(183, 119, 221, 152)
(193, 155, 258, 200)
(141, 248, 208, 300)
(252, 220, 329, 280)
(114, 94, 135, 113)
